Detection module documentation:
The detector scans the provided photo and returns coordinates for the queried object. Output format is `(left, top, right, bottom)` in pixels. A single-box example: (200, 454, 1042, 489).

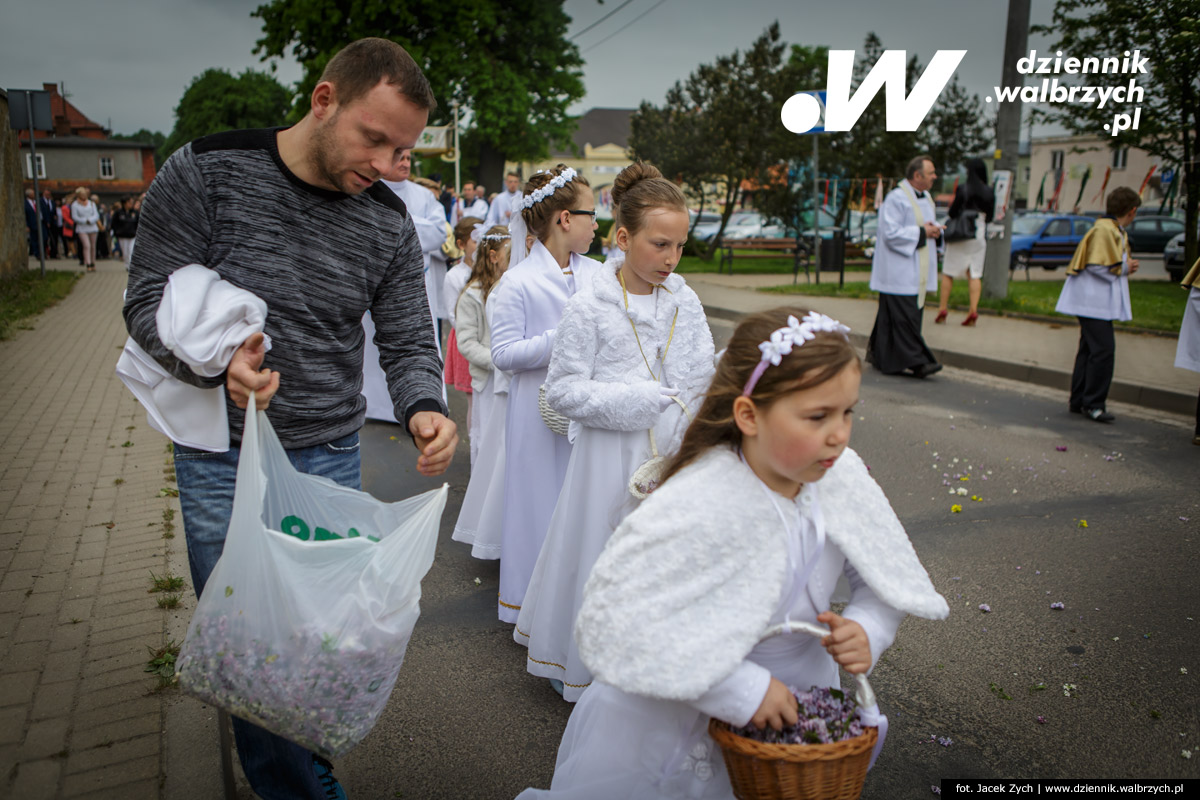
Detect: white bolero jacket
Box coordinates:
(576, 445, 949, 701)
(454, 285, 493, 393)
(543, 265, 714, 444)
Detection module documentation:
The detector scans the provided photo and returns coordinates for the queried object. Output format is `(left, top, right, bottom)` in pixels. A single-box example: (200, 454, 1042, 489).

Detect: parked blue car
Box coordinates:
(1009, 213, 1095, 271)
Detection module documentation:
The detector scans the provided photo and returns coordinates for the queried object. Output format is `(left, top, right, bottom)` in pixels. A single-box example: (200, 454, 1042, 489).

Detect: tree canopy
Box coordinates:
(162, 69, 292, 159)
(1032, 0, 1200, 267)
(250, 0, 587, 190)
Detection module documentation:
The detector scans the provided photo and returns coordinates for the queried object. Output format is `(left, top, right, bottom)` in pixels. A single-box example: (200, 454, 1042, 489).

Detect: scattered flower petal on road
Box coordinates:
(1056, 446, 1068, 452)
(979, 604, 991, 613)
(1078, 520, 1088, 528)
(1051, 602, 1064, 610)
(952, 504, 963, 513)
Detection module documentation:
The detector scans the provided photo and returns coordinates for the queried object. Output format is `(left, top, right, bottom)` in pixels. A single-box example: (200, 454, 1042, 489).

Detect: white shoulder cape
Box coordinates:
(575, 445, 948, 701)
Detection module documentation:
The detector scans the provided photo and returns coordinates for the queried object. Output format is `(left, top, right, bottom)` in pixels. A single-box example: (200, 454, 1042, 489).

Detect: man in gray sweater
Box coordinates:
(123, 38, 457, 799)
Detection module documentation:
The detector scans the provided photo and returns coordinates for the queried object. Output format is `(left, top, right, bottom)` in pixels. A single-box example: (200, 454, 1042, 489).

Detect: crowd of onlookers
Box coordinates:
(23, 186, 143, 270)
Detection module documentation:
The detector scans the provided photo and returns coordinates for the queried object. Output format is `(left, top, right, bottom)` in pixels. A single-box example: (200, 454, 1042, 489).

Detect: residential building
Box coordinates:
(17, 83, 156, 202)
(1028, 133, 1178, 215)
(507, 108, 633, 219)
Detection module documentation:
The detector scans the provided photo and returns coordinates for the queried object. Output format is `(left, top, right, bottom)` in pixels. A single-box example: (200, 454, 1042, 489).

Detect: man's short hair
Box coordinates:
(1106, 186, 1142, 218)
(905, 155, 933, 180)
(507, 171, 521, 179)
(319, 37, 437, 112)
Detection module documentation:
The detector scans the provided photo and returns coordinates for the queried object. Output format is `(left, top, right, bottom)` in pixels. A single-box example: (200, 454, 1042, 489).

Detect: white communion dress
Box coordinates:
(518, 445, 948, 798)
(515, 265, 714, 700)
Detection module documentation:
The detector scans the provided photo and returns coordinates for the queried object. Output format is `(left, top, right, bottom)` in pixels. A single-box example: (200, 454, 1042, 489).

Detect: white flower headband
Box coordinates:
(480, 232, 511, 243)
(520, 167, 577, 209)
(741, 312, 851, 396)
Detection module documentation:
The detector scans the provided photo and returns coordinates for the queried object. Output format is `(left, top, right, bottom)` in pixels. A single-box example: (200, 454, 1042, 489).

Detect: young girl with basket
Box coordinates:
(519, 307, 949, 799)
(451, 226, 512, 558)
(489, 165, 602, 623)
(515, 162, 715, 699)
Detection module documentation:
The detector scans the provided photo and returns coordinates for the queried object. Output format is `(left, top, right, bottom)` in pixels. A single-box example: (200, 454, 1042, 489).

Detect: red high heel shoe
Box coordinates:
(934, 310, 948, 324)
(962, 312, 978, 326)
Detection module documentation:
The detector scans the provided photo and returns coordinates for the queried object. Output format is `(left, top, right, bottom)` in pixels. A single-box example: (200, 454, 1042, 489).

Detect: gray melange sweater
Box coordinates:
(123, 128, 445, 449)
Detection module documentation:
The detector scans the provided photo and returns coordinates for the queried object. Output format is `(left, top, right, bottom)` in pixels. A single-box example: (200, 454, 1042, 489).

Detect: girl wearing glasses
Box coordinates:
(514, 163, 715, 699)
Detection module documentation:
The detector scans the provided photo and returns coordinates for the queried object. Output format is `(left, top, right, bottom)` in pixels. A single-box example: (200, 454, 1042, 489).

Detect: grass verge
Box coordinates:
(760, 278, 1188, 333)
(0, 269, 80, 340)
(676, 255, 872, 275)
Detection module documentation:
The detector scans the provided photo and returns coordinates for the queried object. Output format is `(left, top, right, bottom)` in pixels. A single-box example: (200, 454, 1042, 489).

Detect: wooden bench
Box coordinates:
(718, 237, 812, 279)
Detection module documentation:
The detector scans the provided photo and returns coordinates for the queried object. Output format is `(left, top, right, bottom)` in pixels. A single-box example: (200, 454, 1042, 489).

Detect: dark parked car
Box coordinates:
(1124, 215, 1188, 253)
(1009, 213, 1095, 270)
(1164, 232, 1195, 283)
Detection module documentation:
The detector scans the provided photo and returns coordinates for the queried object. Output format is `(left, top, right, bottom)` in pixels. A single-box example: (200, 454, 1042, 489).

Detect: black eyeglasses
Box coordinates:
(566, 209, 597, 219)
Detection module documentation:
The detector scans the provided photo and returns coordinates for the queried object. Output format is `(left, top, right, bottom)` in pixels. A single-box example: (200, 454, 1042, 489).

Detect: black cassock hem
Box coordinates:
(866, 293, 937, 374)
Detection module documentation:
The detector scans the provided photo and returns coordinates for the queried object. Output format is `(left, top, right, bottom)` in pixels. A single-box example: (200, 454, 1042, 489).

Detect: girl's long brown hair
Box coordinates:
(466, 225, 511, 302)
(521, 164, 590, 241)
(658, 307, 860, 486)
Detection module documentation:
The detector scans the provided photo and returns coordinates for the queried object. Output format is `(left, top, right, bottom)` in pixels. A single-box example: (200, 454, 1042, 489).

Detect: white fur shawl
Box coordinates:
(575, 445, 948, 700)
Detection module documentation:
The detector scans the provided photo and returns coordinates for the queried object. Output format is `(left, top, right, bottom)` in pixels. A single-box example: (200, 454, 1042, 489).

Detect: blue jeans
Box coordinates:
(174, 431, 361, 800)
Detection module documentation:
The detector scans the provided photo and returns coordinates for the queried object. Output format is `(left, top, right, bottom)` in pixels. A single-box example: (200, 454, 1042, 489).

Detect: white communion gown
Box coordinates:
(518, 478, 905, 799)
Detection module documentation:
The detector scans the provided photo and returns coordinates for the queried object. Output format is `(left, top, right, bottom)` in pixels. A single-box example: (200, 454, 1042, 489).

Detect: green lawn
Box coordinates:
(760, 278, 1188, 334)
(0, 269, 80, 340)
(675, 254, 872, 275)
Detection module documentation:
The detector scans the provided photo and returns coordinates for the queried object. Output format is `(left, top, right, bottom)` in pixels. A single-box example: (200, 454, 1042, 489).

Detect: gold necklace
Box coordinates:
(619, 267, 677, 382)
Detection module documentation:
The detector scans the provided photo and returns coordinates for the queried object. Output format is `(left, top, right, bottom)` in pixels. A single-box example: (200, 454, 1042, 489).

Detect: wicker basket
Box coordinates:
(709, 720, 876, 800)
(707, 621, 880, 800)
(538, 383, 570, 437)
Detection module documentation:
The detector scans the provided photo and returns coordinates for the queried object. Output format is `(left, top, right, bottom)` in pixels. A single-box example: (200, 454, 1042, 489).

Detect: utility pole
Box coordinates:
(981, 0, 1031, 301)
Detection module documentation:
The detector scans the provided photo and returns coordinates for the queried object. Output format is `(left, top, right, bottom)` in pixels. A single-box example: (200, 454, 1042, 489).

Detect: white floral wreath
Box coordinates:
(742, 312, 851, 396)
(520, 167, 578, 209)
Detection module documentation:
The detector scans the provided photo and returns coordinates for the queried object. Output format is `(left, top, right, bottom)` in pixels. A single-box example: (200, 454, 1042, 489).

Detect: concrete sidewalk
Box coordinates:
(1, 259, 179, 798)
(686, 272, 1196, 416)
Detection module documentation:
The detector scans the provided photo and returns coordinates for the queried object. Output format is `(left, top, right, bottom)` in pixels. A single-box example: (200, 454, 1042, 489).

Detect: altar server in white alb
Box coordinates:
(485, 171, 523, 227)
(867, 155, 944, 378)
(518, 307, 948, 799)
(363, 149, 450, 421)
(1055, 186, 1141, 423)
(489, 165, 602, 623)
(452, 226, 513, 558)
(515, 162, 716, 700)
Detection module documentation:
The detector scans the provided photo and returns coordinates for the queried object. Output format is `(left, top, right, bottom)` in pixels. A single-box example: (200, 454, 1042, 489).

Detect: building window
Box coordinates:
(25, 153, 46, 179)
(1111, 147, 1128, 170)
(1023, 166, 1031, 183)
(1050, 150, 1064, 171)
(99, 156, 115, 179)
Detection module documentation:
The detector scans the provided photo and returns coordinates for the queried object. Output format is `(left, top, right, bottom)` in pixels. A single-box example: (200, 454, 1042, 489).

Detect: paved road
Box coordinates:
(333, 316, 1198, 798)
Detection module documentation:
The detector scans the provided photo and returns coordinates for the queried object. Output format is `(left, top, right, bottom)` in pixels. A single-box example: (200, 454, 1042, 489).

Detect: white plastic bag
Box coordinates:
(177, 394, 447, 758)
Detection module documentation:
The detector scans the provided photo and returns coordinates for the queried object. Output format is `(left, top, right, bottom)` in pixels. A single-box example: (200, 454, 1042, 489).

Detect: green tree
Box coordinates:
(251, 0, 586, 192)
(629, 23, 796, 260)
(162, 69, 293, 159)
(110, 129, 168, 168)
(1032, 0, 1200, 268)
(921, 74, 993, 189)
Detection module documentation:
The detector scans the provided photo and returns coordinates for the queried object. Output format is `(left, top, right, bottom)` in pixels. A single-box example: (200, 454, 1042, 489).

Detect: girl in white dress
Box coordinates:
(451, 226, 512, 557)
(443, 216, 484, 456)
(515, 163, 715, 699)
(518, 307, 949, 799)
(489, 165, 602, 623)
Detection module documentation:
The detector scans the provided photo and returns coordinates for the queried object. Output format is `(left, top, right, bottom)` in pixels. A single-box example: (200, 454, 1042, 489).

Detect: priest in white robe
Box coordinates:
(485, 171, 522, 227)
(362, 150, 449, 422)
(867, 155, 944, 378)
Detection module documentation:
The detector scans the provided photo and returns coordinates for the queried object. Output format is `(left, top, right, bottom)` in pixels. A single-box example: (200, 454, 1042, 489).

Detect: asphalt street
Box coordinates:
(341, 315, 1199, 799)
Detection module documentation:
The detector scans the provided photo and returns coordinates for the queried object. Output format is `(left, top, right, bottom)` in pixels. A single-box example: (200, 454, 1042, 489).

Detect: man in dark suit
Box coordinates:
(40, 190, 59, 258)
(24, 189, 45, 258)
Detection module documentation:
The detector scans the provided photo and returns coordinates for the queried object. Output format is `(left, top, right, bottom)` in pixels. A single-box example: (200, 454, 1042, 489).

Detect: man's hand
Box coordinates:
(817, 611, 872, 674)
(409, 411, 458, 476)
(924, 221, 943, 240)
(1128, 258, 1140, 275)
(226, 332, 279, 409)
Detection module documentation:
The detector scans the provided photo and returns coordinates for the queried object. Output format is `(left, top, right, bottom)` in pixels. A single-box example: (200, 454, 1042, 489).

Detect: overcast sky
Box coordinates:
(2, 0, 1058, 138)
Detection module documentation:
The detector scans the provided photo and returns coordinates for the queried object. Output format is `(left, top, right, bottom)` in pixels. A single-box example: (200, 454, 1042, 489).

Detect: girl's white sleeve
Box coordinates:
(840, 563, 907, 674)
(543, 301, 663, 431)
(688, 661, 771, 727)
(454, 293, 492, 371)
(489, 280, 555, 373)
